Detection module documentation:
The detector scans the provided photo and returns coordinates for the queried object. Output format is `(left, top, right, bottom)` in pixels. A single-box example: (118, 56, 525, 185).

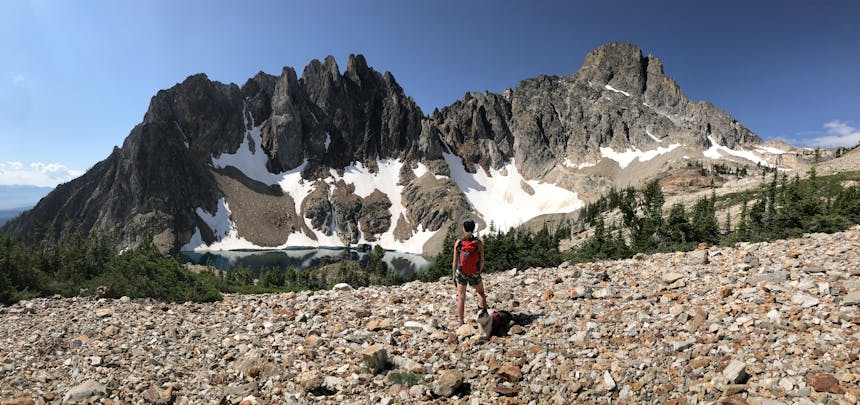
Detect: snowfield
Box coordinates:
(600, 144, 681, 169)
(189, 106, 462, 253)
(190, 105, 707, 254)
(443, 153, 582, 231)
(703, 136, 770, 167)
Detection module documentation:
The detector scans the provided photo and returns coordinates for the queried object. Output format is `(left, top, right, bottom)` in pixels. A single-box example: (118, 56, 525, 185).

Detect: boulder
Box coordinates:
(361, 345, 388, 372)
(433, 370, 465, 397)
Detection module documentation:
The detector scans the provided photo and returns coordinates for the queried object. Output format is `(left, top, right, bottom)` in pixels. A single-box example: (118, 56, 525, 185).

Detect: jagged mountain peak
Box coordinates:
(4, 43, 781, 256)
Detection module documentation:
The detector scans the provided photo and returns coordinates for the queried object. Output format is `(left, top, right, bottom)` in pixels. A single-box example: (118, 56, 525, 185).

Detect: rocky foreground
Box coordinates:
(2, 229, 860, 404)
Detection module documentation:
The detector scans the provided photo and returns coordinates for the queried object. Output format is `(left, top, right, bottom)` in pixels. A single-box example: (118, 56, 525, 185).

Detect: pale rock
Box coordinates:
(723, 359, 749, 384)
(403, 321, 433, 334)
(433, 370, 464, 397)
(295, 370, 324, 392)
(844, 290, 860, 305)
(391, 355, 424, 373)
(569, 285, 590, 299)
(592, 286, 612, 299)
(64, 379, 107, 402)
(688, 249, 709, 265)
(791, 293, 820, 308)
(332, 283, 353, 291)
(409, 384, 425, 397)
(766, 309, 781, 324)
(796, 279, 816, 291)
(723, 384, 747, 395)
(747, 271, 788, 285)
(361, 345, 388, 372)
(662, 272, 685, 284)
(602, 370, 617, 392)
(324, 376, 345, 391)
(456, 324, 474, 337)
(778, 377, 794, 392)
(367, 319, 392, 331)
(94, 308, 113, 318)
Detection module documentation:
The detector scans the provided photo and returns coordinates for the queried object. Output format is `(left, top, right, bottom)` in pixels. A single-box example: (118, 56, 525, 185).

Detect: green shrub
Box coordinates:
(389, 370, 421, 386)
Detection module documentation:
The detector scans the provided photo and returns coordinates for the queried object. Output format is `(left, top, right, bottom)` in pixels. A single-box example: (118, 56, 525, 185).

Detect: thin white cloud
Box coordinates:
(807, 120, 860, 148)
(11, 73, 26, 84)
(0, 161, 84, 187)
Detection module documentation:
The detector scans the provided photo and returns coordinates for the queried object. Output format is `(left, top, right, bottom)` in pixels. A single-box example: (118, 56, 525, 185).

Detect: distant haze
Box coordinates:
(0, 185, 52, 210)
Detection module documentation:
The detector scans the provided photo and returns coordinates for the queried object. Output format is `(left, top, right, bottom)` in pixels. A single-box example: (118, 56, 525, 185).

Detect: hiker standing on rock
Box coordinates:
(452, 219, 488, 325)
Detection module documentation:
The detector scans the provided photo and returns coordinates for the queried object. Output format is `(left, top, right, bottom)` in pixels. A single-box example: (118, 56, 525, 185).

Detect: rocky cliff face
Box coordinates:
(3, 43, 771, 254)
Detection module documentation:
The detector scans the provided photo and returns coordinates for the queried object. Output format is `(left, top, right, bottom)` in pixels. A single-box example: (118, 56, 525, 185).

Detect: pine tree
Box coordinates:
(666, 203, 691, 246)
(690, 194, 719, 244)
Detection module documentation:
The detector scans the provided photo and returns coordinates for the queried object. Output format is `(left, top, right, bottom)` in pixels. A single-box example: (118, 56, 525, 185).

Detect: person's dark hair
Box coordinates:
(460, 219, 477, 240)
(463, 219, 476, 233)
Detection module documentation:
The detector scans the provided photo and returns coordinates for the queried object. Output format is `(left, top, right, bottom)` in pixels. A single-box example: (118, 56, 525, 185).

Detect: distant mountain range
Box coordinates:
(0, 208, 27, 227)
(0, 185, 52, 210)
(0, 185, 48, 227)
(4, 43, 806, 255)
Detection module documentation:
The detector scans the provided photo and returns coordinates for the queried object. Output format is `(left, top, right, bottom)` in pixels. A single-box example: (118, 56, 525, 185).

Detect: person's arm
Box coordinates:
(479, 240, 485, 273)
(451, 240, 460, 282)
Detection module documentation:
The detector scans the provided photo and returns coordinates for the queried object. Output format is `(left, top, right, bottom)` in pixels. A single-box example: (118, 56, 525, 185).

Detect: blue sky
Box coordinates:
(1, 0, 858, 187)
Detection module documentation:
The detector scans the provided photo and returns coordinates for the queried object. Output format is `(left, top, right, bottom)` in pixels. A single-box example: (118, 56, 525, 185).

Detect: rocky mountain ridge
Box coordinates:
(1, 228, 858, 403)
(3, 43, 785, 255)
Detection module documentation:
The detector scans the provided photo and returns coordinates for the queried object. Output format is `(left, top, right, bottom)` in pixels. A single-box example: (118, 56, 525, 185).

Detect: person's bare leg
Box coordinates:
(457, 283, 467, 325)
(474, 281, 487, 310)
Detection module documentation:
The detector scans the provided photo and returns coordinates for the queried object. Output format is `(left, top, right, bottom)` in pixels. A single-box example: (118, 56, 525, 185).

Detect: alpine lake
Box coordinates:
(178, 246, 432, 278)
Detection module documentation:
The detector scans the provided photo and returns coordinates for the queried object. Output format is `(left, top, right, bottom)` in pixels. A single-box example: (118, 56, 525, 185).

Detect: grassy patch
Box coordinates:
(389, 370, 421, 386)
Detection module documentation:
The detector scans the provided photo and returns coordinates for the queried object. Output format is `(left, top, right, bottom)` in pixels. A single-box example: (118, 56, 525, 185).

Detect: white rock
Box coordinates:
(723, 359, 749, 384)
(324, 376, 345, 391)
(592, 287, 613, 299)
(65, 379, 107, 402)
(791, 293, 820, 308)
(766, 309, 781, 323)
(662, 272, 685, 284)
(404, 321, 433, 334)
(602, 370, 617, 391)
(778, 377, 793, 392)
(844, 290, 860, 305)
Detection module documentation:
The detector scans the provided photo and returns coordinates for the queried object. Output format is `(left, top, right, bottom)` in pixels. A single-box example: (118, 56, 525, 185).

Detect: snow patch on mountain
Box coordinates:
(755, 145, 787, 155)
(183, 198, 262, 251)
(211, 118, 274, 185)
(330, 159, 437, 253)
(704, 136, 770, 166)
(443, 153, 582, 230)
(600, 144, 682, 169)
(563, 158, 597, 169)
(605, 84, 631, 97)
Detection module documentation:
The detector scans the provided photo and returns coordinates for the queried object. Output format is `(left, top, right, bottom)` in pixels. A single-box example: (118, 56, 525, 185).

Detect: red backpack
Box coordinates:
(457, 238, 481, 274)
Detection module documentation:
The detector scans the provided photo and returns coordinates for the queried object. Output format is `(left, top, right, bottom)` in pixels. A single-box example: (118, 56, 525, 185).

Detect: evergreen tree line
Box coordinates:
(0, 232, 410, 305)
(0, 232, 224, 305)
(223, 246, 404, 292)
(570, 169, 860, 262)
